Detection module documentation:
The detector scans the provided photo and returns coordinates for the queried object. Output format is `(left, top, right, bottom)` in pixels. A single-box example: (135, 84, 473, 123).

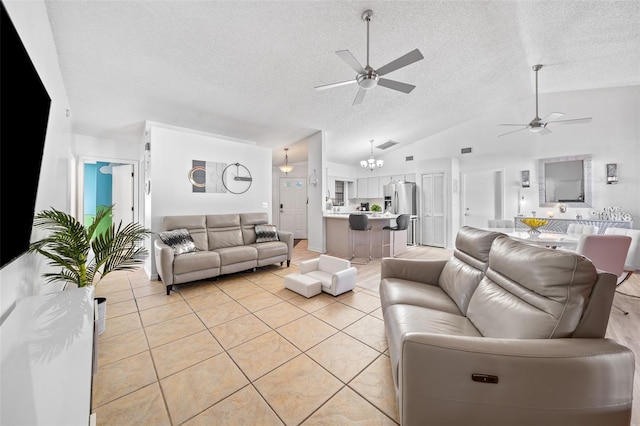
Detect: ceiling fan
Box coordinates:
(314, 9, 424, 105)
(498, 64, 592, 137)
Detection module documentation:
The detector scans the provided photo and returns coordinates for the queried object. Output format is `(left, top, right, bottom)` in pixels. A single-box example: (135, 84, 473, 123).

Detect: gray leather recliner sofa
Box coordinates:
(380, 226, 635, 425)
(154, 212, 293, 294)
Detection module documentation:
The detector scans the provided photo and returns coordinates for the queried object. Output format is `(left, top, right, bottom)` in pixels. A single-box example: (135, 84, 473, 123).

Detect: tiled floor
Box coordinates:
(92, 263, 399, 425)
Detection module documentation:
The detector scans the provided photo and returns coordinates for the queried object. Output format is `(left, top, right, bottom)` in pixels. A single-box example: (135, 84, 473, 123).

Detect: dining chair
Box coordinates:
(603, 228, 640, 285)
(487, 219, 514, 229)
(576, 234, 632, 315)
(566, 223, 599, 237)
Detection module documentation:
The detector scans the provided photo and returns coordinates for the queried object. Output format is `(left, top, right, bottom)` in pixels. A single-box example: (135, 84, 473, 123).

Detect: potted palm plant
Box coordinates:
(29, 205, 151, 333)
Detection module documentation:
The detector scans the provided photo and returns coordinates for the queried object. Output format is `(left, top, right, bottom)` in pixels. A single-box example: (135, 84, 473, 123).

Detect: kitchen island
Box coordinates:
(324, 212, 407, 259)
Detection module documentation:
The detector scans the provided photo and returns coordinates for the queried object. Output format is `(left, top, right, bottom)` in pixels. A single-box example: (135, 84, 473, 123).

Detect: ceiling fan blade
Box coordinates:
(541, 112, 564, 122)
(353, 87, 366, 105)
(378, 78, 416, 94)
(314, 79, 357, 91)
(547, 117, 592, 125)
(336, 50, 365, 74)
(498, 127, 529, 137)
(499, 123, 529, 127)
(536, 127, 552, 135)
(376, 48, 424, 76)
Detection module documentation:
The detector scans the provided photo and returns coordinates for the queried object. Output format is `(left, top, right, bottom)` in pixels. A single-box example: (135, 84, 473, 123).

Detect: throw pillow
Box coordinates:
(255, 224, 279, 243)
(158, 228, 197, 255)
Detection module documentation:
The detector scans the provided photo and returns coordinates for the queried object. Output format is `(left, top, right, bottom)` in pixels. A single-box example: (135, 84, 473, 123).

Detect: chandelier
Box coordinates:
(279, 148, 293, 174)
(360, 139, 383, 171)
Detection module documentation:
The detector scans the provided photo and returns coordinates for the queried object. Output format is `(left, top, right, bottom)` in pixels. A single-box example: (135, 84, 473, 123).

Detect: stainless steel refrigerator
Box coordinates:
(383, 182, 417, 215)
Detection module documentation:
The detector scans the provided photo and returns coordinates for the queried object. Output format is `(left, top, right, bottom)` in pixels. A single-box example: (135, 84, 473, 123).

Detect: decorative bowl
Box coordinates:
(521, 218, 548, 235)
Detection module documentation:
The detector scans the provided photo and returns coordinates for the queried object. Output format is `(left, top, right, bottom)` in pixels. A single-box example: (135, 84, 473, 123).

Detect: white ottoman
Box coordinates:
(284, 273, 322, 298)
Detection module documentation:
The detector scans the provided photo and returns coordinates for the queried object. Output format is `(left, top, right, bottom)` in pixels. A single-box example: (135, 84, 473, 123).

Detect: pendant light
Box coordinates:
(279, 148, 293, 174)
(360, 139, 383, 171)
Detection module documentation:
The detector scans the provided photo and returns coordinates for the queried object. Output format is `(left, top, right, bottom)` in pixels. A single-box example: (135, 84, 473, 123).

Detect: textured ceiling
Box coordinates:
(44, 1, 640, 165)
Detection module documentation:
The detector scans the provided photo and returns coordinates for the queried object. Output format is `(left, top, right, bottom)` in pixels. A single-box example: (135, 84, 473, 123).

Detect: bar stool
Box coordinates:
(349, 214, 372, 264)
(383, 214, 410, 257)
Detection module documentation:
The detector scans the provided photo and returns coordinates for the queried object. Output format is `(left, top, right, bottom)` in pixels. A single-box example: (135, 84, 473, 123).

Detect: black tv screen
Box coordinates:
(1, 2, 52, 268)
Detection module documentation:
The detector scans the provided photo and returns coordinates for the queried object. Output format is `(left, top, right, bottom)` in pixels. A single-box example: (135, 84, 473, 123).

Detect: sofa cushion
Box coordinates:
(163, 215, 208, 251)
(206, 214, 244, 250)
(240, 212, 269, 244)
(251, 241, 287, 260)
(438, 226, 505, 314)
(467, 236, 598, 338)
(379, 278, 462, 315)
(318, 255, 351, 274)
(158, 228, 197, 255)
(214, 245, 258, 266)
(255, 224, 279, 243)
(384, 304, 482, 384)
(173, 250, 220, 275)
(303, 270, 333, 289)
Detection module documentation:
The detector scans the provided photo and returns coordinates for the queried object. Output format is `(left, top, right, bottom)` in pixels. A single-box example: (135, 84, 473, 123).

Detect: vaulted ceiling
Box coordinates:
(44, 1, 640, 165)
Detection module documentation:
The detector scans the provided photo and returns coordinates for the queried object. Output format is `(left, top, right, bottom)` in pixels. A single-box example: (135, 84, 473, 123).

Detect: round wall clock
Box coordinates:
(222, 162, 252, 194)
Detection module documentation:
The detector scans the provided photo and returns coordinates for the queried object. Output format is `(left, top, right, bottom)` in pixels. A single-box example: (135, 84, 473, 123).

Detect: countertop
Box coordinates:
(323, 212, 398, 219)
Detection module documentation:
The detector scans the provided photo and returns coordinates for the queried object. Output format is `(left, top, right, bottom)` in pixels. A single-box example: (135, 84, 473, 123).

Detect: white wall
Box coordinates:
(0, 0, 73, 321)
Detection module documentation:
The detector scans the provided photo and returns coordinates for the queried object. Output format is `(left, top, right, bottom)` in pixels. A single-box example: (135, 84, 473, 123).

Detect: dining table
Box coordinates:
(486, 228, 580, 250)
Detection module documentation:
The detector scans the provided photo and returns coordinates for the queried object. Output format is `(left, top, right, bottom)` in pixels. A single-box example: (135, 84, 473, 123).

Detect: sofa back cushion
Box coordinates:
(240, 212, 269, 244)
(439, 226, 505, 314)
(163, 215, 208, 251)
(467, 236, 599, 338)
(206, 214, 243, 250)
(318, 254, 351, 274)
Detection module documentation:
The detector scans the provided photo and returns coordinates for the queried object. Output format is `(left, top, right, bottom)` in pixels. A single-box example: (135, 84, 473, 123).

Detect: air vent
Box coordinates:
(406, 155, 414, 161)
(376, 140, 399, 150)
(461, 147, 472, 154)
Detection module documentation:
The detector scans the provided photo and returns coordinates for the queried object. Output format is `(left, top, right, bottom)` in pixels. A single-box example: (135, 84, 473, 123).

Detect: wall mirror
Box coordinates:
(538, 154, 592, 207)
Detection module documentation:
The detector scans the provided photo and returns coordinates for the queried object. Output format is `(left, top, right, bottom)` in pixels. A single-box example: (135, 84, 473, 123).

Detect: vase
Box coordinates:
(527, 227, 541, 235)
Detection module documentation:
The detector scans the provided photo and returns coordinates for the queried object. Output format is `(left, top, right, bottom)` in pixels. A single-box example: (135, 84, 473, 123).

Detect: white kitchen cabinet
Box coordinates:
(357, 177, 381, 198)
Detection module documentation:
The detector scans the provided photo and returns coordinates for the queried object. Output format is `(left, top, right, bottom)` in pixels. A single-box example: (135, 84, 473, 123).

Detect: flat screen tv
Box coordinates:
(1, 2, 52, 268)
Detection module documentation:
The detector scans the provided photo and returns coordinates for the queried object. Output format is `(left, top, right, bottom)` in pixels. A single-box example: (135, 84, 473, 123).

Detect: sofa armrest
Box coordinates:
(381, 258, 448, 284)
(331, 267, 357, 295)
(397, 333, 635, 425)
(277, 230, 294, 259)
(154, 238, 175, 285)
(300, 257, 319, 274)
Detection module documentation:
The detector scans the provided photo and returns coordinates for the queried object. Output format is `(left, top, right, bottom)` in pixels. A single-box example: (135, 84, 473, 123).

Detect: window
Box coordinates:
(334, 181, 345, 206)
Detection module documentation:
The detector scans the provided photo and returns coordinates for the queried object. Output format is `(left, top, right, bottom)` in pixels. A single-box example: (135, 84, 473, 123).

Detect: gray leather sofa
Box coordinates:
(154, 212, 293, 295)
(380, 226, 635, 425)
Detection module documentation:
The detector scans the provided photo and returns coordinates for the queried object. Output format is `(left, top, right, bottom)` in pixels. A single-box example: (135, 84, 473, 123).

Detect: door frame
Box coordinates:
(76, 155, 140, 226)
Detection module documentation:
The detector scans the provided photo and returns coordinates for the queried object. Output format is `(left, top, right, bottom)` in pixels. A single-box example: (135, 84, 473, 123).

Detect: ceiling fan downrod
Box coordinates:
(533, 64, 542, 120)
(362, 10, 373, 67)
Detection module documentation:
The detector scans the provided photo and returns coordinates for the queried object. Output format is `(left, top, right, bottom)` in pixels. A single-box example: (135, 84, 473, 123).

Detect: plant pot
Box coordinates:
(95, 297, 107, 335)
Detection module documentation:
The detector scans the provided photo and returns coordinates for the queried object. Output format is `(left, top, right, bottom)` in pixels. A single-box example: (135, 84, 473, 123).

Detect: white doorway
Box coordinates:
(77, 157, 139, 229)
(279, 176, 307, 239)
(421, 172, 446, 248)
(462, 170, 504, 229)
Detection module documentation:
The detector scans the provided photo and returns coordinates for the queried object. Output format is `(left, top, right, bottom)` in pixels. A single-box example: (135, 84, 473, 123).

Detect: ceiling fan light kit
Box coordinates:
(361, 139, 383, 171)
(498, 64, 592, 137)
(279, 148, 293, 174)
(315, 9, 424, 105)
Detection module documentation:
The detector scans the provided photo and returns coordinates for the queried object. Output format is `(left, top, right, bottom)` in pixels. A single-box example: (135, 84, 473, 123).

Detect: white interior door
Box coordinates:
(279, 177, 307, 239)
(421, 173, 446, 248)
(462, 170, 503, 228)
(112, 164, 134, 227)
